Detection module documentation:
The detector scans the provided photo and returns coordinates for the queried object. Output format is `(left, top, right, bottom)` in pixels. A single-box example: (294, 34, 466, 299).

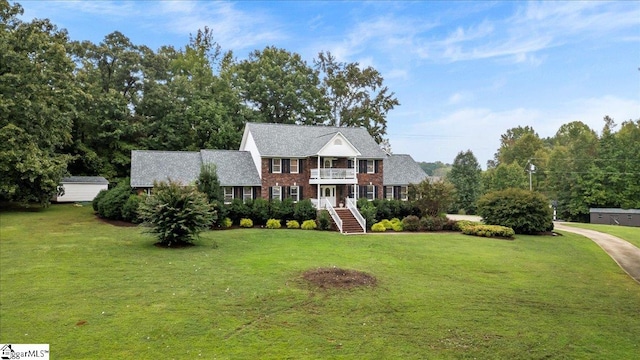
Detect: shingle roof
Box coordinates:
(244, 122, 387, 158)
(61, 176, 109, 185)
(130, 150, 261, 188)
(200, 150, 261, 186)
(383, 154, 429, 186)
(590, 208, 640, 214)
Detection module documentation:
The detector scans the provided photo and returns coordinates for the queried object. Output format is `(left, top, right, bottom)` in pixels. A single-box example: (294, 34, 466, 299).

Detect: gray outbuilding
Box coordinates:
(589, 208, 640, 227)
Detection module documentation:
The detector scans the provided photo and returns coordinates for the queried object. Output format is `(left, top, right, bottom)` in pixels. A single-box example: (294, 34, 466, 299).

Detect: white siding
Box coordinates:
(242, 131, 262, 178)
(54, 183, 108, 202)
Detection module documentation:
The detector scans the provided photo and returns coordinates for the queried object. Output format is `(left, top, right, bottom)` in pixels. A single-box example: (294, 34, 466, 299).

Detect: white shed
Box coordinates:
(53, 176, 109, 203)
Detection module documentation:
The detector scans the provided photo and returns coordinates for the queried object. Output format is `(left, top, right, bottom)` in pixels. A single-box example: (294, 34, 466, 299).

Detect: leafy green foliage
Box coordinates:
(483, 162, 528, 192)
(196, 164, 223, 203)
(317, 210, 331, 230)
(92, 190, 108, 212)
(95, 180, 133, 220)
(269, 198, 295, 221)
(293, 199, 317, 222)
(420, 216, 446, 231)
(462, 225, 515, 239)
(251, 198, 270, 225)
(301, 219, 317, 230)
(449, 150, 482, 214)
(121, 194, 144, 223)
(379, 219, 393, 230)
(266, 219, 282, 229)
(227, 199, 251, 225)
(408, 179, 455, 217)
(477, 188, 553, 235)
(138, 181, 214, 246)
(221, 217, 232, 228)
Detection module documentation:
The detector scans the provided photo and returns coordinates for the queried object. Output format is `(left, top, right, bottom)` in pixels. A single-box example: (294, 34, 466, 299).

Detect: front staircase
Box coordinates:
(333, 208, 366, 234)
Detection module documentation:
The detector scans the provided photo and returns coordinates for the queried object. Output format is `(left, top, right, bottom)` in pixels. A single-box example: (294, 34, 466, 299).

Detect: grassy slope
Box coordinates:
(1, 205, 639, 359)
(562, 222, 640, 249)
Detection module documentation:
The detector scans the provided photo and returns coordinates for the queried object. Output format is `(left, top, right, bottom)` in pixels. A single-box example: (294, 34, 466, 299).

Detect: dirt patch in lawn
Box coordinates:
(302, 267, 377, 289)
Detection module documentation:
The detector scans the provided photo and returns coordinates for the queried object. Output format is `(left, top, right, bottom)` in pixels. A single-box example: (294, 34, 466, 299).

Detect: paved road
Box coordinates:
(554, 223, 640, 285)
(446, 215, 640, 284)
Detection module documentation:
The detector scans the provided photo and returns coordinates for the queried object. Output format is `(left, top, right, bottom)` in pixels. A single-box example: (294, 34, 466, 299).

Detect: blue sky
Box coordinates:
(17, 1, 640, 167)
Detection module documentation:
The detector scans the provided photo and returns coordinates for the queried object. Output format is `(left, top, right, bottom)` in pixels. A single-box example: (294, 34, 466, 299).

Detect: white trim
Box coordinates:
(243, 186, 253, 201)
(290, 185, 299, 202)
(385, 186, 394, 200)
(290, 158, 299, 174)
(272, 158, 282, 173)
(367, 184, 375, 200)
(224, 187, 234, 204)
(317, 132, 361, 157)
(401, 186, 408, 201)
(272, 185, 282, 200)
(366, 159, 375, 174)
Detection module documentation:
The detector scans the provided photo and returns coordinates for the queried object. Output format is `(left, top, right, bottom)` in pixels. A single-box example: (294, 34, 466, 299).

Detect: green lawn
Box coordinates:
(563, 222, 640, 248)
(1, 205, 639, 359)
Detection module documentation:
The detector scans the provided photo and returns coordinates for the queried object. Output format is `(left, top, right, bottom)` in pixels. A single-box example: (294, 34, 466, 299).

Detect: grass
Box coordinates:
(562, 222, 640, 248)
(1, 205, 639, 359)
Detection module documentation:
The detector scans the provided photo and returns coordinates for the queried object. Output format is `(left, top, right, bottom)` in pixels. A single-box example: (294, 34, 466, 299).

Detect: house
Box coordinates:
(590, 208, 640, 227)
(130, 122, 429, 233)
(52, 176, 109, 203)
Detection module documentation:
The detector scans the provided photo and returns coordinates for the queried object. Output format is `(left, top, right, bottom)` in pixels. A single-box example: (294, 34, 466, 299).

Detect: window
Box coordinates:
(243, 187, 253, 201)
(223, 187, 233, 203)
(400, 186, 408, 201)
(272, 158, 281, 173)
(367, 160, 375, 174)
(324, 158, 333, 168)
(271, 186, 281, 200)
(385, 186, 394, 200)
(290, 159, 299, 174)
(290, 186, 299, 202)
(367, 185, 375, 200)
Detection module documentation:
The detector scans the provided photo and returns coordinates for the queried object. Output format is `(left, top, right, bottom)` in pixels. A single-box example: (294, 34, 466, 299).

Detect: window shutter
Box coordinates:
(299, 186, 303, 200)
(269, 159, 273, 173)
(373, 185, 377, 199)
(284, 186, 290, 199)
(253, 187, 259, 200)
(374, 160, 379, 173)
(394, 186, 401, 200)
(234, 187, 242, 200)
(359, 185, 366, 199)
(283, 159, 290, 174)
(269, 187, 273, 199)
(299, 159, 304, 173)
(359, 160, 366, 174)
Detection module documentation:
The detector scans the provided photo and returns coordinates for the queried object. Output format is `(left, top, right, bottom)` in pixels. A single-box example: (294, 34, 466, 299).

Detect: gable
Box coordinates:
(316, 132, 361, 157)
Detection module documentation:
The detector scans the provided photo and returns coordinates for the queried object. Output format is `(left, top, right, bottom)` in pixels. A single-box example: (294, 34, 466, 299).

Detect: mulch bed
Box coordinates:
(302, 267, 377, 289)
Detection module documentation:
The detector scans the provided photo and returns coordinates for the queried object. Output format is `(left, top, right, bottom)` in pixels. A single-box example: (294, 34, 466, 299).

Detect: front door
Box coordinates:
(320, 185, 336, 207)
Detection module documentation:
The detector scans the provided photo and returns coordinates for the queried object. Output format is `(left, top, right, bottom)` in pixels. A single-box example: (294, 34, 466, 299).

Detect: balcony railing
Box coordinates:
(310, 168, 356, 180)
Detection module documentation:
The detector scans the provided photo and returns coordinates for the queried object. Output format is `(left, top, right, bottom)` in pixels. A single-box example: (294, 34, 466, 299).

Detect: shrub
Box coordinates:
(402, 215, 421, 232)
(251, 198, 270, 225)
(286, 220, 300, 229)
(358, 204, 377, 230)
(392, 222, 403, 232)
(227, 198, 251, 224)
(477, 188, 553, 234)
(379, 219, 393, 230)
(443, 218, 457, 231)
(301, 219, 317, 230)
(221, 217, 233, 228)
(138, 181, 214, 246)
(294, 199, 317, 222)
(271, 198, 295, 221)
(408, 179, 455, 217)
(371, 222, 387, 232)
(452, 220, 479, 232)
(420, 216, 446, 231)
(196, 164, 223, 202)
(92, 189, 108, 212)
(266, 218, 282, 229)
(121, 194, 143, 223)
(462, 224, 515, 239)
(239, 218, 253, 228)
(96, 179, 133, 220)
(317, 210, 332, 230)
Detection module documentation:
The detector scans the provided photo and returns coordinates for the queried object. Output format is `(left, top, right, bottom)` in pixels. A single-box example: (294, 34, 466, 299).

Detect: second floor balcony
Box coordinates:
(310, 168, 357, 184)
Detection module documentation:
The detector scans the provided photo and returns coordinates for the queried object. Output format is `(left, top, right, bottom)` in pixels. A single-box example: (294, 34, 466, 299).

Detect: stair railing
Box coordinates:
(346, 197, 366, 233)
(324, 198, 343, 233)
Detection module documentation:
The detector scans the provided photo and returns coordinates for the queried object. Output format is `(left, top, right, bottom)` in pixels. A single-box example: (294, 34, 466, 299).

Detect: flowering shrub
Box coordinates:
(371, 222, 387, 232)
(221, 217, 232, 228)
(462, 224, 515, 239)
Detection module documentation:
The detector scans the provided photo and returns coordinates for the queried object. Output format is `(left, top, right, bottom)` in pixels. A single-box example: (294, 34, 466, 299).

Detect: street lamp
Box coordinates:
(527, 160, 536, 191)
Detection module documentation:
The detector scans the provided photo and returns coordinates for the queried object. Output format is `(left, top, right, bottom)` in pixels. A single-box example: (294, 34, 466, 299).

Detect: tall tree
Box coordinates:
(315, 51, 399, 144)
(493, 126, 544, 168)
(482, 162, 528, 193)
(0, 1, 76, 204)
(448, 150, 482, 214)
(227, 46, 329, 125)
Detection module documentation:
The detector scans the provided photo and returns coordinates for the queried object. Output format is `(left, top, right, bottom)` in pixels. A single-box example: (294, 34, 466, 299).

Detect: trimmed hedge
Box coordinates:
(402, 215, 420, 232)
(371, 222, 387, 232)
(477, 188, 553, 234)
(286, 220, 300, 229)
(462, 224, 515, 239)
(240, 218, 253, 228)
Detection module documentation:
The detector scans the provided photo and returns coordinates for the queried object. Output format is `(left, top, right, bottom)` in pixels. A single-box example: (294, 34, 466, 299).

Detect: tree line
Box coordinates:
(448, 117, 640, 222)
(0, 1, 398, 205)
